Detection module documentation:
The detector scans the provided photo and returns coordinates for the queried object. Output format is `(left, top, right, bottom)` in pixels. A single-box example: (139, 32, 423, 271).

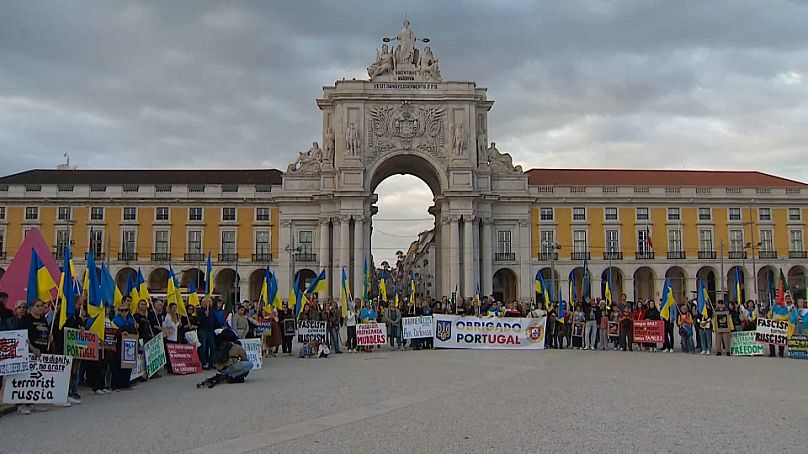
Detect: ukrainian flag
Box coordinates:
(340, 267, 352, 317)
(260, 266, 271, 313)
(409, 271, 416, 304)
(26, 248, 57, 305)
(85, 249, 105, 339)
(697, 279, 710, 319)
(187, 280, 201, 307)
(660, 279, 676, 321)
(734, 267, 743, 306)
(269, 271, 282, 310)
(306, 269, 327, 296)
(125, 274, 140, 314)
(168, 264, 187, 316)
(205, 252, 213, 298)
(534, 270, 552, 311)
(57, 246, 76, 329)
(100, 262, 122, 309)
(379, 269, 388, 302)
(604, 275, 613, 310)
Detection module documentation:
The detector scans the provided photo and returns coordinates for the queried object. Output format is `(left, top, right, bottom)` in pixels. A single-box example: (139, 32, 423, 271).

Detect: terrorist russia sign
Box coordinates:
(2, 354, 72, 405)
(402, 316, 433, 339)
(432, 315, 546, 350)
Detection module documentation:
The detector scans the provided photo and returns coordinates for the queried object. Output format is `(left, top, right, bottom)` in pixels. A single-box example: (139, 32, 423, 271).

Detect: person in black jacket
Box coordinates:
(196, 297, 218, 369)
(278, 303, 295, 355)
(644, 300, 661, 352)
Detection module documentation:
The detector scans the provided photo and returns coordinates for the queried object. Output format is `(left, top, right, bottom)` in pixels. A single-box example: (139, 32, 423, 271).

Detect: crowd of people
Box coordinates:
(2, 287, 805, 415)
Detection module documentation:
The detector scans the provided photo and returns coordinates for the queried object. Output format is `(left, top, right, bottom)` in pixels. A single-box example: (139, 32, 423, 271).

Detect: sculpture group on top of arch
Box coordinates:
(367, 20, 441, 82)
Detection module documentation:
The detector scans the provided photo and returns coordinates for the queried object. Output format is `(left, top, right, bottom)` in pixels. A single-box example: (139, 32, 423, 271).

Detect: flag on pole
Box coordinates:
(137, 267, 150, 300)
(409, 271, 416, 304)
(660, 279, 675, 321)
(27, 248, 57, 305)
(570, 271, 577, 304)
(85, 248, 105, 338)
(558, 288, 567, 322)
(379, 269, 388, 302)
(734, 267, 743, 305)
(306, 269, 327, 296)
(168, 264, 187, 316)
(646, 224, 654, 249)
(187, 280, 201, 307)
(269, 271, 282, 310)
(771, 268, 790, 321)
(534, 270, 552, 311)
(205, 252, 213, 298)
(340, 267, 352, 317)
(125, 274, 140, 314)
(99, 262, 122, 309)
(697, 279, 710, 320)
(582, 256, 591, 301)
(57, 246, 76, 329)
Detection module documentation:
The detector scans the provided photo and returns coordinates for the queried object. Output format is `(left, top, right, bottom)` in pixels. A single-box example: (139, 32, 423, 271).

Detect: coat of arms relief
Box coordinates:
(366, 102, 446, 161)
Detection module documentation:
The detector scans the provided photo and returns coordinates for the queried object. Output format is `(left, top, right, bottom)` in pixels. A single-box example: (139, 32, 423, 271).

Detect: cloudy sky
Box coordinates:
(2, 1, 807, 265)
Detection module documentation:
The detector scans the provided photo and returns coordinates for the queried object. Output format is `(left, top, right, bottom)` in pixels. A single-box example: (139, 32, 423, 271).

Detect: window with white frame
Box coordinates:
(699, 229, 713, 252)
(728, 207, 741, 221)
(222, 207, 236, 221)
(56, 229, 69, 256)
(668, 229, 682, 252)
(256, 207, 271, 222)
(121, 230, 136, 254)
(255, 230, 270, 255)
(790, 230, 803, 252)
(221, 231, 236, 255)
(89, 229, 104, 256)
(667, 207, 680, 221)
(156, 207, 170, 221)
(0, 207, 5, 220)
(573, 230, 587, 253)
(189, 207, 203, 221)
(123, 207, 137, 221)
(759, 208, 771, 221)
(604, 207, 618, 221)
(298, 230, 313, 255)
(497, 230, 512, 254)
(540, 230, 554, 253)
(789, 208, 802, 221)
(539, 207, 553, 221)
(637, 229, 651, 254)
(57, 206, 71, 221)
(729, 229, 744, 252)
(636, 207, 649, 221)
(188, 230, 202, 255)
(759, 229, 773, 252)
(90, 207, 104, 221)
(155, 230, 169, 254)
(572, 207, 586, 221)
(698, 208, 711, 221)
(25, 206, 39, 221)
(605, 229, 619, 253)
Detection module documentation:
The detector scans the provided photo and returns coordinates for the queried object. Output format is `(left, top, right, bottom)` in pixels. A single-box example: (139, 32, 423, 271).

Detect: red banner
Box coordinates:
(633, 320, 664, 343)
(166, 343, 202, 375)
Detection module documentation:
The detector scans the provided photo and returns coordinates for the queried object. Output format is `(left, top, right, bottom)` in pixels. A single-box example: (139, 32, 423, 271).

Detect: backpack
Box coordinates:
(212, 341, 233, 365)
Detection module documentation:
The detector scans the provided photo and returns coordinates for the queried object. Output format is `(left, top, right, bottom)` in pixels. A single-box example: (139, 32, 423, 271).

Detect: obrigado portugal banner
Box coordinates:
(432, 315, 546, 350)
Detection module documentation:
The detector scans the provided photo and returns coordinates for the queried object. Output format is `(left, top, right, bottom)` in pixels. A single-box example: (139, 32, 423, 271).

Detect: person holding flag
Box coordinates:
(659, 279, 677, 352)
(696, 280, 713, 355)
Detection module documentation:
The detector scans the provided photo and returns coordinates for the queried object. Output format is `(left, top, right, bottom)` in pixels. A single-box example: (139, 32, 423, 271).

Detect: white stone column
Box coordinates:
(518, 220, 532, 302)
(318, 217, 330, 296)
(339, 216, 351, 293)
(449, 215, 460, 297)
(481, 217, 493, 296)
(353, 215, 364, 298)
(463, 217, 474, 297)
(277, 220, 292, 301)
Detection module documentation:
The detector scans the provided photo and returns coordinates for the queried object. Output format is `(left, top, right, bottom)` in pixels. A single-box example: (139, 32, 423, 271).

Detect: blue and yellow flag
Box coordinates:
(100, 262, 122, 309)
(168, 264, 187, 316)
(269, 270, 282, 310)
(306, 269, 327, 296)
(474, 283, 481, 307)
(660, 279, 676, 321)
(205, 252, 213, 298)
(734, 267, 743, 305)
(260, 266, 271, 313)
(292, 273, 309, 319)
(57, 246, 76, 329)
(379, 269, 388, 302)
(85, 249, 105, 338)
(340, 267, 352, 317)
(534, 270, 552, 311)
(697, 279, 710, 319)
(125, 274, 140, 314)
(409, 271, 416, 304)
(604, 273, 613, 310)
(27, 248, 57, 305)
(137, 268, 150, 301)
(187, 280, 201, 307)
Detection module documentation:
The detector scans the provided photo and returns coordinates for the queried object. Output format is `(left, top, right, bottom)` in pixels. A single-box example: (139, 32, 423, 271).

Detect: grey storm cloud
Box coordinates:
(1, 0, 807, 265)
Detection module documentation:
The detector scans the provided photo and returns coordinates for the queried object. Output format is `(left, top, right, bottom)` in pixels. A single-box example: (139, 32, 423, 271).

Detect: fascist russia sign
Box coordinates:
(432, 315, 546, 350)
(755, 318, 789, 346)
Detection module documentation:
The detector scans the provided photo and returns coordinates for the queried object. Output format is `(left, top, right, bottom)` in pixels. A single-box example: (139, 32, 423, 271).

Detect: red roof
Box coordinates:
(526, 168, 807, 188)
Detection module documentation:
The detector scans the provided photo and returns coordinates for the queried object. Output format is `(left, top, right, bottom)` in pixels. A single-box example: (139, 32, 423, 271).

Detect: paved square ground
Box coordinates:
(1, 348, 804, 453)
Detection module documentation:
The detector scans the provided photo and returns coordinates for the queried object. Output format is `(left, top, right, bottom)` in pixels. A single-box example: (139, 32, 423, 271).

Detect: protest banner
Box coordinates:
(283, 319, 296, 337)
(357, 323, 387, 346)
(2, 354, 72, 405)
(296, 320, 326, 343)
(0, 330, 30, 376)
(166, 343, 203, 374)
(144, 333, 167, 377)
(104, 327, 118, 351)
(241, 338, 263, 370)
(402, 316, 433, 339)
(130, 353, 146, 381)
(572, 322, 584, 338)
(121, 333, 138, 369)
(633, 320, 664, 343)
(787, 335, 808, 359)
(254, 321, 271, 336)
(714, 311, 731, 333)
(755, 318, 788, 346)
(64, 327, 99, 361)
(608, 321, 619, 339)
(433, 314, 546, 350)
(730, 331, 765, 356)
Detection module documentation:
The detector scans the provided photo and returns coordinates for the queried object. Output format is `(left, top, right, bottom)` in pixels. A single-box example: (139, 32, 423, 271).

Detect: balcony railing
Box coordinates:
(494, 252, 516, 262)
(151, 253, 171, 262)
(252, 253, 273, 262)
(571, 252, 590, 261)
(538, 252, 558, 261)
(635, 252, 654, 260)
(218, 253, 238, 262)
(296, 253, 317, 262)
(603, 252, 623, 260)
(698, 251, 716, 260)
(118, 252, 137, 261)
(728, 251, 747, 260)
(667, 251, 686, 260)
(184, 253, 204, 261)
(759, 251, 777, 259)
(789, 250, 808, 259)
(85, 252, 105, 261)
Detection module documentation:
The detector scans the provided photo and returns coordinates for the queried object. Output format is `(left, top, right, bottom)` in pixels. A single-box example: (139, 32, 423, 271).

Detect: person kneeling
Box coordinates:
(214, 333, 253, 384)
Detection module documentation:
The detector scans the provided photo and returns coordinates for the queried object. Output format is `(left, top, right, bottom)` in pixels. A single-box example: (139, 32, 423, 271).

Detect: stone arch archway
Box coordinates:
(148, 268, 169, 293)
(249, 269, 265, 303)
(757, 265, 777, 303)
(115, 267, 137, 293)
(181, 268, 204, 289)
(726, 266, 746, 304)
(788, 265, 806, 298)
(569, 267, 591, 303)
(601, 268, 624, 302)
(215, 268, 240, 308)
(367, 150, 448, 196)
(295, 268, 317, 295)
(493, 268, 517, 303)
(633, 267, 656, 301)
(696, 266, 718, 302)
(665, 266, 687, 305)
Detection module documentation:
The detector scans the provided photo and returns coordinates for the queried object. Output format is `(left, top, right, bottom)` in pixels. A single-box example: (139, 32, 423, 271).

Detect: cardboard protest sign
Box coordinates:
(357, 323, 387, 346)
(0, 330, 30, 376)
(402, 316, 433, 339)
(608, 321, 619, 339)
(2, 354, 72, 405)
(730, 331, 764, 356)
(283, 319, 296, 336)
(166, 343, 202, 374)
(755, 318, 788, 346)
(633, 320, 664, 343)
(572, 321, 584, 338)
(296, 320, 326, 343)
(254, 321, 271, 336)
(104, 327, 118, 351)
(120, 334, 138, 369)
(714, 311, 731, 333)
(130, 353, 146, 381)
(144, 333, 167, 377)
(64, 327, 100, 361)
(787, 335, 808, 359)
(240, 338, 262, 370)
(432, 315, 546, 350)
